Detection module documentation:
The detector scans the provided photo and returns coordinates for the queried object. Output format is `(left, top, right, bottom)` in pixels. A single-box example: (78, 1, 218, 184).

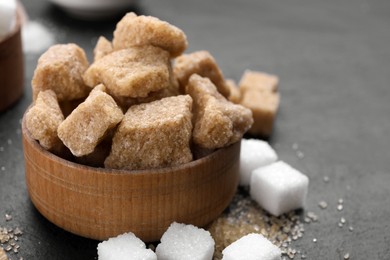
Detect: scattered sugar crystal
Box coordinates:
(83, 46, 171, 99)
(113, 12, 187, 58)
(58, 85, 123, 157)
(32, 44, 89, 101)
(222, 233, 281, 260)
(239, 139, 278, 186)
(174, 51, 230, 97)
(156, 222, 215, 260)
(318, 201, 328, 209)
(105, 95, 193, 170)
(97, 232, 157, 260)
(187, 74, 253, 149)
(250, 161, 309, 216)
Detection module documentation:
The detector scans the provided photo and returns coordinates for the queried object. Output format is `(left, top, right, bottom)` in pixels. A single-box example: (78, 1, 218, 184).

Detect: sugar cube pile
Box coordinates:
(250, 161, 309, 216)
(239, 139, 278, 186)
(222, 233, 281, 260)
(156, 222, 215, 260)
(97, 232, 157, 260)
(0, 0, 16, 38)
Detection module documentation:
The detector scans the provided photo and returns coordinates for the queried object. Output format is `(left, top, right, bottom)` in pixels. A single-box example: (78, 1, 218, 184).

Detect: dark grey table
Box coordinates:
(1, 0, 389, 259)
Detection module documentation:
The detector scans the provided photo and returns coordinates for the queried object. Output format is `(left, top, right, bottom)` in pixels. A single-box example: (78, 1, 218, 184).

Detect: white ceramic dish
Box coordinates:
(49, 0, 136, 19)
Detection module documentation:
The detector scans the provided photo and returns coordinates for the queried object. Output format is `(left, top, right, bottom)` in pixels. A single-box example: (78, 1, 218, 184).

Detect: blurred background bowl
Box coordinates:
(48, 0, 136, 19)
(22, 111, 241, 241)
(0, 4, 24, 112)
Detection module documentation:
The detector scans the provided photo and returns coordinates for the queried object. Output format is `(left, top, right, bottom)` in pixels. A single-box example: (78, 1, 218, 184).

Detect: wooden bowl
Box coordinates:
(0, 5, 24, 112)
(22, 112, 240, 241)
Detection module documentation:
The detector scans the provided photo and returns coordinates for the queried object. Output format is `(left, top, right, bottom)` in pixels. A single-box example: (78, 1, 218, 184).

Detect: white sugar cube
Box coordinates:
(240, 139, 278, 186)
(156, 222, 215, 260)
(0, 0, 17, 38)
(222, 233, 281, 260)
(250, 161, 309, 216)
(97, 232, 157, 260)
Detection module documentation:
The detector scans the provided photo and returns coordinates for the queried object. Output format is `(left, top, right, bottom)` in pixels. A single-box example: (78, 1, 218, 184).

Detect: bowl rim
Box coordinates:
(22, 109, 234, 177)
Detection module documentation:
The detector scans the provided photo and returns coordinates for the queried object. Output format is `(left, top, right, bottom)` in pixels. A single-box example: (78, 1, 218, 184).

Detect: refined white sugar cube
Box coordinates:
(97, 232, 157, 260)
(239, 139, 278, 186)
(250, 161, 309, 216)
(0, 0, 17, 38)
(156, 222, 215, 260)
(222, 233, 281, 260)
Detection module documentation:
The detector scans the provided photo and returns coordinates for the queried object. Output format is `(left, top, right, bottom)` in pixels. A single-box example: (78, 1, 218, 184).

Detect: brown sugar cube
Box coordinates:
(110, 62, 180, 112)
(32, 43, 90, 102)
(113, 82, 180, 112)
(105, 95, 193, 170)
(113, 12, 187, 58)
(83, 46, 171, 98)
(239, 70, 279, 93)
(186, 74, 253, 149)
(240, 89, 280, 137)
(226, 79, 241, 104)
(25, 90, 64, 151)
(74, 130, 114, 167)
(174, 50, 230, 98)
(93, 36, 113, 61)
(58, 85, 123, 157)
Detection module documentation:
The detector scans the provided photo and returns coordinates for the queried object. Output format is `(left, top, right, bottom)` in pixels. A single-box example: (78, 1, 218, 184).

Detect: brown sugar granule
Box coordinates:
(113, 12, 187, 58)
(105, 95, 193, 170)
(225, 79, 241, 104)
(173, 50, 230, 98)
(239, 70, 279, 93)
(240, 89, 280, 137)
(32, 43, 90, 102)
(93, 36, 113, 61)
(83, 46, 171, 98)
(25, 90, 64, 151)
(0, 247, 7, 260)
(58, 85, 123, 157)
(186, 74, 253, 149)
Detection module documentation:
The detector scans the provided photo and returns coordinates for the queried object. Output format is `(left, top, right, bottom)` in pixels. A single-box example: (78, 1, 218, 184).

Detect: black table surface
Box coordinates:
(1, 0, 390, 259)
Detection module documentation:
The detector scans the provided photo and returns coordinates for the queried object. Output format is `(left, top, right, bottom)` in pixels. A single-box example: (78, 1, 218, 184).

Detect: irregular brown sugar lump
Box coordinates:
(93, 36, 113, 61)
(173, 50, 230, 98)
(25, 90, 64, 151)
(32, 43, 90, 102)
(113, 12, 188, 58)
(104, 95, 193, 170)
(83, 46, 171, 99)
(225, 79, 241, 104)
(186, 74, 253, 149)
(240, 89, 280, 137)
(57, 85, 124, 157)
(239, 70, 279, 93)
(238, 70, 280, 137)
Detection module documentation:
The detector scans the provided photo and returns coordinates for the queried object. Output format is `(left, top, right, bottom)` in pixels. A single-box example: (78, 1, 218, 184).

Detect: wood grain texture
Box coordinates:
(0, 8, 24, 112)
(22, 112, 240, 241)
